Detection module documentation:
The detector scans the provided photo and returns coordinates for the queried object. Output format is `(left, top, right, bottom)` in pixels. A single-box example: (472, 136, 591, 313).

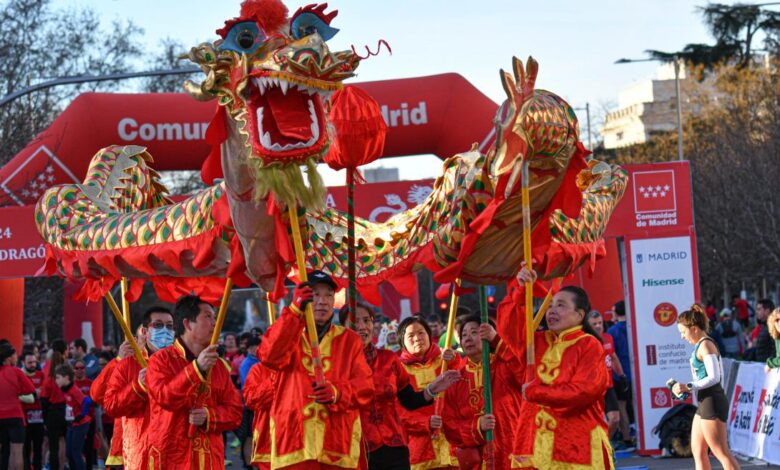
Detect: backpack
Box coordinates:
(653, 404, 697, 457)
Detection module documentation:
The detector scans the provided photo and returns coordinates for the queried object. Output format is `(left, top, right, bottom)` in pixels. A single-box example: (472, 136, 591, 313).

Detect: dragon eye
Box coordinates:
(290, 12, 339, 41)
(219, 21, 265, 54)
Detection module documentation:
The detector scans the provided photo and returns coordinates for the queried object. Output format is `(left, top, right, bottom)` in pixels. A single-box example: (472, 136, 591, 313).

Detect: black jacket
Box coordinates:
(756, 322, 777, 363)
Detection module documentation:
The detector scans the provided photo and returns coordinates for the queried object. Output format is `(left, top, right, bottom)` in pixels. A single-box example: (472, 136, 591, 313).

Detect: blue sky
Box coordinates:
(53, 0, 716, 181)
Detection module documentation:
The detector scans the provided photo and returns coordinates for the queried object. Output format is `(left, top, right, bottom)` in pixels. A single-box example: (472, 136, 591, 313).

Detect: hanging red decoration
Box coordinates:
(324, 85, 387, 171)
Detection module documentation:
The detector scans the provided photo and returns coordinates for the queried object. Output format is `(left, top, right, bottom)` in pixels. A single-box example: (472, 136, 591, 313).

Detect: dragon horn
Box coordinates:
(525, 56, 539, 90)
(499, 69, 518, 103)
(512, 56, 525, 88)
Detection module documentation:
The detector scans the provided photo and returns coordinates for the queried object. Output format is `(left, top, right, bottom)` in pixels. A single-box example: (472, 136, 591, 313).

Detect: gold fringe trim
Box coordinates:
(247, 157, 326, 211)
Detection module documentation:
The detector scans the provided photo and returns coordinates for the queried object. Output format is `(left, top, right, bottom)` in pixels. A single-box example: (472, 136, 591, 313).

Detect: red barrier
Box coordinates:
(0, 278, 24, 349)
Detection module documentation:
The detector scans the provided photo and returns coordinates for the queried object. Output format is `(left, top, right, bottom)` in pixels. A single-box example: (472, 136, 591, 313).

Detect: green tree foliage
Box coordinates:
(0, 0, 144, 167)
(647, 3, 780, 70)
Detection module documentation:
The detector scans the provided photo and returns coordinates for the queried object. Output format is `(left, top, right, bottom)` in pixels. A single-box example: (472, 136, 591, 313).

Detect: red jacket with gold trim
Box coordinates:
(145, 340, 243, 470)
(91, 359, 124, 466)
(497, 281, 612, 469)
(441, 337, 523, 469)
(243, 362, 276, 469)
(258, 309, 373, 469)
(362, 346, 411, 452)
(104, 354, 150, 470)
(398, 346, 461, 470)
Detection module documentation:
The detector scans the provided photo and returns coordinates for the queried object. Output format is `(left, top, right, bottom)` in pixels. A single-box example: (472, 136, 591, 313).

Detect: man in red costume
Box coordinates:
(104, 306, 176, 470)
(91, 342, 132, 468)
(145, 295, 243, 470)
(259, 271, 373, 469)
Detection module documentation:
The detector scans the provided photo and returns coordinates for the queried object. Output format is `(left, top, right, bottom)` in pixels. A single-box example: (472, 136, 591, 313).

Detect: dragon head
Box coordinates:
(185, 0, 361, 209)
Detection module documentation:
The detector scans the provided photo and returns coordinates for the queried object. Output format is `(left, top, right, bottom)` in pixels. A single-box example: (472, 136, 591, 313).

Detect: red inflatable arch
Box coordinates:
(0, 74, 498, 206)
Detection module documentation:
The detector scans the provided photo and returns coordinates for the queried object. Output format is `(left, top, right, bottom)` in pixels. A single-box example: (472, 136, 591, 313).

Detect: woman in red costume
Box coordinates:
(441, 314, 524, 469)
(397, 316, 461, 470)
(349, 304, 459, 470)
(498, 265, 613, 469)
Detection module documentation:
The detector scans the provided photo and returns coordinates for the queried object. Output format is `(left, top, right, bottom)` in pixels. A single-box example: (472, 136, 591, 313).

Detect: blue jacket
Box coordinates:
(239, 353, 260, 389)
(607, 321, 631, 380)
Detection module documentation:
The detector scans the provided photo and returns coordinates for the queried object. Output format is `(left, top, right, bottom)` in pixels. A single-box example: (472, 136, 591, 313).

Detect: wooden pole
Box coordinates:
(532, 287, 555, 331)
(266, 295, 276, 326)
(521, 161, 534, 366)
(434, 279, 461, 417)
(209, 278, 234, 346)
(479, 285, 495, 469)
(287, 204, 326, 385)
(120, 278, 131, 326)
(104, 293, 146, 367)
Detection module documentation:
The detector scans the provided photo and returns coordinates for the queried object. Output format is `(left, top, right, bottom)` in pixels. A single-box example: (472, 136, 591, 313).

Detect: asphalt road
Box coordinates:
(616, 454, 780, 469)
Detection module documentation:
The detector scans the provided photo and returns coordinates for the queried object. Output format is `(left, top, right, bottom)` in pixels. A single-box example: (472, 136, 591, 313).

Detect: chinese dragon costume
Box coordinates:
(34, 0, 627, 305)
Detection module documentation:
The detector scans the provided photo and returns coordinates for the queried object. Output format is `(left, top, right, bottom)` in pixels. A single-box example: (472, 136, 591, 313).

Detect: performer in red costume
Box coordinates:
(145, 295, 243, 470)
(350, 303, 459, 470)
(90, 342, 132, 468)
(258, 271, 373, 469)
(498, 266, 612, 469)
(397, 316, 461, 470)
(243, 361, 276, 469)
(104, 307, 176, 470)
(441, 315, 523, 469)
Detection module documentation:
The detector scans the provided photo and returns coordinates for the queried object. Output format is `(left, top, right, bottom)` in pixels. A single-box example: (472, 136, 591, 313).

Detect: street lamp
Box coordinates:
(573, 103, 592, 151)
(0, 67, 201, 108)
(615, 57, 684, 161)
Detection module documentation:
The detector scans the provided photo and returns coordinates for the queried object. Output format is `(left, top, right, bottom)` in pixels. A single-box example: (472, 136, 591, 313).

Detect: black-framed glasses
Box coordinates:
(150, 322, 175, 330)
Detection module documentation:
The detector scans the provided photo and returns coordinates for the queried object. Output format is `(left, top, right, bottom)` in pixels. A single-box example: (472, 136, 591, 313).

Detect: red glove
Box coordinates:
(291, 283, 312, 315)
(312, 381, 338, 404)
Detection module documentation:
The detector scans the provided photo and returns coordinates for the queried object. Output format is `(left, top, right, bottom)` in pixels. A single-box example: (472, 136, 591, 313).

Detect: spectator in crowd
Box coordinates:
(239, 336, 261, 389)
(607, 300, 635, 450)
(672, 305, 740, 470)
(42, 339, 68, 470)
(224, 332, 239, 363)
(0, 341, 36, 470)
(765, 308, 780, 373)
(754, 299, 777, 363)
(588, 311, 628, 445)
(427, 315, 444, 344)
(715, 309, 744, 359)
(20, 350, 45, 470)
(732, 295, 751, 328)
(55, 364, 92, 470)
(72, 360, 96, 470)
(68, 339, 100, 379)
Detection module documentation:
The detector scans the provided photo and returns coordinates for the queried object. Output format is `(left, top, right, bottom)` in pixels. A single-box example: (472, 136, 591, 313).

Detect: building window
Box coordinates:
(616, 132, 623, 141)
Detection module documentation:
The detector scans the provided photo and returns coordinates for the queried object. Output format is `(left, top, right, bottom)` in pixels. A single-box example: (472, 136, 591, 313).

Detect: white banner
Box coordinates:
(726, 362, 780, 464)
(627, 235, 697, 452)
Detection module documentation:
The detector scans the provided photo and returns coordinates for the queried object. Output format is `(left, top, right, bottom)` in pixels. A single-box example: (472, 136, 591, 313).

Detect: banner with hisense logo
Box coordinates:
(626, 235, 698, 451)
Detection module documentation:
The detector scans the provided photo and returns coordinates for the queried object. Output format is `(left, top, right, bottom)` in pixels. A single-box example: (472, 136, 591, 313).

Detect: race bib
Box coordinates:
(65, 405, 74, 422)
(26, 409, 43, 424)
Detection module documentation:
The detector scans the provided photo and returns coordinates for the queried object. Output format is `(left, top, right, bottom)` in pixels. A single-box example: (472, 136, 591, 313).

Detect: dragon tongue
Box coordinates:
(264, 86, 313, 141)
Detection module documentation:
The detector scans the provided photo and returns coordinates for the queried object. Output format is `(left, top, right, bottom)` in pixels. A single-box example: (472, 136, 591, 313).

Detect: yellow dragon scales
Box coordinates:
(35, 0, 627, 303)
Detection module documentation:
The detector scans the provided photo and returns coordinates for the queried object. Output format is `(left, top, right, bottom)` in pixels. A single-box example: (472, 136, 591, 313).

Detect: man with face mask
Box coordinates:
(259, 271, 373, 469)
(145, 295, 243, 470)
(103, 306, 175, 470)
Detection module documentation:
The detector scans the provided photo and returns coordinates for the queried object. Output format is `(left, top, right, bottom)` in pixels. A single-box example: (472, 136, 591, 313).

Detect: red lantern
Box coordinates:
(324, 85, 387, 171)
(323, 85, 387, 325)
